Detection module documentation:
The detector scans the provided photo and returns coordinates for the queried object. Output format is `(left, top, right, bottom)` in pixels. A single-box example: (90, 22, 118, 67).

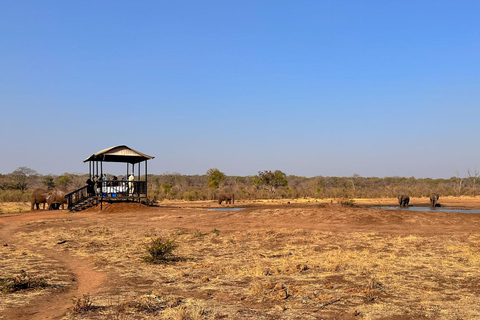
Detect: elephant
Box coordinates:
(398, 195, 410, 207)
(218, 193, 235, 205)
(30, 188, 49, 210)
(46, 189, 67, 210)
(430, 193, 440, 207)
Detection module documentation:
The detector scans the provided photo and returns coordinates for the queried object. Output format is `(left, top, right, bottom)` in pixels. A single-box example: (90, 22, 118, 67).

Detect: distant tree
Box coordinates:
(161, 182, 173, 196)
(43, 175, 56, 188)
(10, 167, 38, 192)
(467, 168, 480, 196)
(206, 168, 226, 189)
(57, 173, 74, 188)
(0, 174, 8, 190)
(253, 170, 288, 196)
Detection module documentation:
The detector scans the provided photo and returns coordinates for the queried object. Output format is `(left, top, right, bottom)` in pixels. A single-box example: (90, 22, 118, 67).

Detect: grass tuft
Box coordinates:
(72, 294, 94, 313)
(0, 270, 48, 293)
(340, 199, 355, 207)
(143, 237, 178, 264)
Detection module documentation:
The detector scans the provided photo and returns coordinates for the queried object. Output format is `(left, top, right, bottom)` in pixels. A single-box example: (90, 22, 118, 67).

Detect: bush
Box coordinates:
(72, 294, 94, 313)
(340, 199, 355, 207)
(0, 270, 47, 293)
(0, 190, 30, 202)
(143, 237, 178, 264)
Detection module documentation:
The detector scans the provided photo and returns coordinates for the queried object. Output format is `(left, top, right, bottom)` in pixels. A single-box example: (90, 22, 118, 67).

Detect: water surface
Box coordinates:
(206, 207, 245, 212)
(372, 206, 480, 214)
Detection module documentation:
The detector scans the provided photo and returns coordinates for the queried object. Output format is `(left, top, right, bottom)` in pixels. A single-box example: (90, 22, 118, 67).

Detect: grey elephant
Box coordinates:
(30, 188, 49, 210)
(46, 189, 67, 210)
(430, 193, 439, 207)
(398, 195, 410, 207)
(218, 193, 234, 205)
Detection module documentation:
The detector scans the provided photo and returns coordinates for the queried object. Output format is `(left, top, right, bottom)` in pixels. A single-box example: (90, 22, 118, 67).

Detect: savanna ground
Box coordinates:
(2, 197, 480, 319)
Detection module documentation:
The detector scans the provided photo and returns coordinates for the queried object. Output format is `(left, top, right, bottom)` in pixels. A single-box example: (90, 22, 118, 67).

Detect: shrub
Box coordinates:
(0, 270, 47, 293)
(143, 237, 178, 264)
(72, 294, 94, 313)
(0, 190, 30, 202)
(340, 199, 355, 207)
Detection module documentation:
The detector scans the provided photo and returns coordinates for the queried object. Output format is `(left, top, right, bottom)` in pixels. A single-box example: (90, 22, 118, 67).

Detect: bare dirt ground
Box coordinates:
(2, 197, 480, 319)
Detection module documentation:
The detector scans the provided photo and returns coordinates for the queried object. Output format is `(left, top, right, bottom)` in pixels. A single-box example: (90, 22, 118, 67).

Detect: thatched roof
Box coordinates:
(83, 145, 154, 164)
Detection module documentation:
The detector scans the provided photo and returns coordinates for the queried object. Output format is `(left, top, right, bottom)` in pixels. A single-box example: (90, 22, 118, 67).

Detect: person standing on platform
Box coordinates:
(86, 177, 95, 196)
(128, 173, 135, 195)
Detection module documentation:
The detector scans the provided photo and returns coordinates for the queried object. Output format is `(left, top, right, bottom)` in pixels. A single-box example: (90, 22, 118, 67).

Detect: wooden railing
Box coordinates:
(65, 185, 90, 210)
(65, 181, 148, 211)
(94, 180, 147, 197)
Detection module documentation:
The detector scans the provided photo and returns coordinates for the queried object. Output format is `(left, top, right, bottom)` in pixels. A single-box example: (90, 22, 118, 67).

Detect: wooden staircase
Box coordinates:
(70, 195, 98, 212)
(65, 185, 95, 212)
(65, 181, 148, 212)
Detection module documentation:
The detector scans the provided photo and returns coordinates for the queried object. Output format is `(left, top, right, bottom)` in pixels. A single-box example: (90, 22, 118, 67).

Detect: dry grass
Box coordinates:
(0, 245, 73, 314)
(0, 201, 31, 213)
(3, 201, 480, 319)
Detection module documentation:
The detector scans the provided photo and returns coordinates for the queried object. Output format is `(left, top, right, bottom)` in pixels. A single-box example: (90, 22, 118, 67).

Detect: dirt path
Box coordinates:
(0, 212, 107, 320)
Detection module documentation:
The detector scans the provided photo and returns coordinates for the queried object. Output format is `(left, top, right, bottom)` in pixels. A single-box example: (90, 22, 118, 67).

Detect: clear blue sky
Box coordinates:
(1, 1, 478, 178)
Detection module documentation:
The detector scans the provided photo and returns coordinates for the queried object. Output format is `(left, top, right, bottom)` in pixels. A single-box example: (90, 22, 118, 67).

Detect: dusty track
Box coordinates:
(0, 212, 106, 320)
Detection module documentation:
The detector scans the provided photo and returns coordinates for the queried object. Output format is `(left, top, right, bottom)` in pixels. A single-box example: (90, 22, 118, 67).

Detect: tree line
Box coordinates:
(1, 166, 480, 203)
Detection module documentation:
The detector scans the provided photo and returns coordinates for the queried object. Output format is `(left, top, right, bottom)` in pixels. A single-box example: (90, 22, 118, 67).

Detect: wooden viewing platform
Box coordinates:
(65, 145, 154, 211)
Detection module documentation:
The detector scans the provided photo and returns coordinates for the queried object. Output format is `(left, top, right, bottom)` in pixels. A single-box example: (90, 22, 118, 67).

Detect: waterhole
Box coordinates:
(372, 206, 480, 214)
(206, 208, 246, 212)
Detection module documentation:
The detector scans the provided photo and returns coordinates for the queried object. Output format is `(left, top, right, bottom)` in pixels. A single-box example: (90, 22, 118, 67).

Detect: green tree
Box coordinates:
(43, 176, 56, 188)
(253, 170, 288, 196)
(57, 173, 72, 188)
(161, 183, 173, 196)
(206, 168, 226, 189)
(10, 167, 37, 192)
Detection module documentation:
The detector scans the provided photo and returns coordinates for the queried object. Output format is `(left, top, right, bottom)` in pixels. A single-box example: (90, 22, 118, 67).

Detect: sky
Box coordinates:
(1, 1, 479, 178)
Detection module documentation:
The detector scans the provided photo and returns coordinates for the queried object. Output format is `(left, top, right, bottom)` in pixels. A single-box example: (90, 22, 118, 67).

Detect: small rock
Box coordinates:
(3, 243, 8, 246)
(57, 240, 67, 245)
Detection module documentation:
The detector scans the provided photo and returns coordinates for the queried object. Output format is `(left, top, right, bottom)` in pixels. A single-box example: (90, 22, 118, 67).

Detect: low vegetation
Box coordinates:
(340, 199, 355, 206)
(0, 270, 48, 293)
(72, 294, 94, 313)
(2, 166, 480, 203)
(143, 237, 178, 264)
